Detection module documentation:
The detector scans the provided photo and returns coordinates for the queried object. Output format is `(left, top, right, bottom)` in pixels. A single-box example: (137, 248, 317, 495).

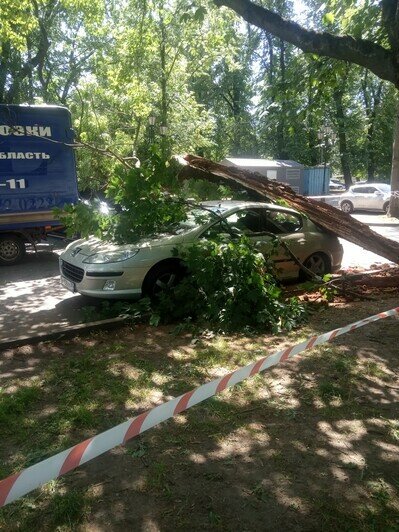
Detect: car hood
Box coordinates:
(66, 232, 190, 256)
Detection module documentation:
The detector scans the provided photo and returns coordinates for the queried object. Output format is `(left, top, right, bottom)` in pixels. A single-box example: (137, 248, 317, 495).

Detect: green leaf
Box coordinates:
(194, 7, 207, 22)
(322, 12, 335, 25)
(150, 313, 161, 327)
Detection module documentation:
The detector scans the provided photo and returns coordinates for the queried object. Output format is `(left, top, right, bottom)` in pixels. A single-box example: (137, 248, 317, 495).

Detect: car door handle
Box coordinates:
(297, 239, 306, 244)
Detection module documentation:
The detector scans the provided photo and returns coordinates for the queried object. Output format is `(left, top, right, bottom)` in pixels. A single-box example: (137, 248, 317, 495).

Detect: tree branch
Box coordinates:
(214, 0, 399, 88)
(182, 154, 399, 263)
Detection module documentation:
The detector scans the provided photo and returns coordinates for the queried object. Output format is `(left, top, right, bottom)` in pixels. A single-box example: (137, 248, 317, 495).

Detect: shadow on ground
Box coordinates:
(0, 298, 398, 530)
(0, 249, 96, 341)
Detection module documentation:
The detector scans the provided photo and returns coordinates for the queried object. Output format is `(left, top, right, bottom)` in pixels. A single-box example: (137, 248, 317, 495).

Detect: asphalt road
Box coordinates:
(341, 214, 399, 269)
(1, 214, 398, 342)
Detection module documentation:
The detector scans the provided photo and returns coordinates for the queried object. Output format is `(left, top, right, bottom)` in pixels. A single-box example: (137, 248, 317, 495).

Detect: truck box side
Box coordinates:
(0, 104, 78, 230)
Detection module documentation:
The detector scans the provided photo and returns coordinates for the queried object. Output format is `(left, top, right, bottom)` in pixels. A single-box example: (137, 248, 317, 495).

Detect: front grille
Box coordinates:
(61, 260, 84, 283)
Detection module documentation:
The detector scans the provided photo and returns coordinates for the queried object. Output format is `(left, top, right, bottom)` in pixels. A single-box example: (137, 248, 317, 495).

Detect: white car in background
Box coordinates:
(339, 183, 391, 213)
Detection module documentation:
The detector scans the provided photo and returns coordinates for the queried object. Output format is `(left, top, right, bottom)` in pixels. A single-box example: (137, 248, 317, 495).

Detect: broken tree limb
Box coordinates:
(181, 155, 399, 265)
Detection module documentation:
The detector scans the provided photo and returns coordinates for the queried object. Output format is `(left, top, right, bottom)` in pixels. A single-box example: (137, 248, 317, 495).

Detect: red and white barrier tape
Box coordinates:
(0, 307, 398, 508)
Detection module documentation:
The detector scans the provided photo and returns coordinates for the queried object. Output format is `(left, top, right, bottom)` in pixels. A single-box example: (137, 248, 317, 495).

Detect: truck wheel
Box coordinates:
(340, 200, 354, 214)
(0, 235, 26, 265)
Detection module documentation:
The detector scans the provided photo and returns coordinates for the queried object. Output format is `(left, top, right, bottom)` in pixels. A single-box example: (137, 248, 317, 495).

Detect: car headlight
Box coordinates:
(83, 249, 139, 264)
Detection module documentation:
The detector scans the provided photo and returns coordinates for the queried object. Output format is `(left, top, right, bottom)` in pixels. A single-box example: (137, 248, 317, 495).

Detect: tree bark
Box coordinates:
(181, 154, 399, 263)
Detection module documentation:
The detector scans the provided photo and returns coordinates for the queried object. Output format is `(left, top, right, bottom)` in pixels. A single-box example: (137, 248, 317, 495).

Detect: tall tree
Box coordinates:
(0, 0, 105, 104)
(213, 0, 399, 215)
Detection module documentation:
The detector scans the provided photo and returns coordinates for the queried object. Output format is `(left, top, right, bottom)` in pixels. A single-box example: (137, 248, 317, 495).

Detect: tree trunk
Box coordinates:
(181, 154, 399, 263)
(232, 71, 242, 155)
(389, 101, 399, 217)
(366, 129, 376, 181)
(159, 18, 168, 160)
(307, 79, 318, 166)
(333, 87, 352, 188)
(361, 74, 383, 182)
(0, 42, 11, 103)
(276, 39, 288, 159)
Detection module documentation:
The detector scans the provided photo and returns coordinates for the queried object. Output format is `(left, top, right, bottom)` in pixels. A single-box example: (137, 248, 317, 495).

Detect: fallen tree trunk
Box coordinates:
(181, 155, 399, 265)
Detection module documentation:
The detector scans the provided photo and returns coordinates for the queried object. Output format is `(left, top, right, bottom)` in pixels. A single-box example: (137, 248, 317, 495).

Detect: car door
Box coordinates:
(360, 186, 379, 210)
(352, 186, 382, 209)
(364, 186, 384, 209)
(350, 186, 368, 209)
(256, 209, 306, 279)
(223, 207, 306, 278)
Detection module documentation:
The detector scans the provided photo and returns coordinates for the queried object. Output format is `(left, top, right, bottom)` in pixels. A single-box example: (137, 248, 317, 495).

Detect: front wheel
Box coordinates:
(0, 235, 26, 265)
(340, 200, 354, 214)
(383, 201, 389, 214)
(142, 262, 185, 299)
(300, 252, 330, 280)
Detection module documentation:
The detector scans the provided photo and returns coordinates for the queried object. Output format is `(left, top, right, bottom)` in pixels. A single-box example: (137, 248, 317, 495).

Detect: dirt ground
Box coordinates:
(0, 296, 399, 531)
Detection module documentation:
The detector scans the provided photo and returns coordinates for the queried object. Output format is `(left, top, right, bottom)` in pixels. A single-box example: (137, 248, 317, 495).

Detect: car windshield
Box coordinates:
(168, 205, 230, 234)
(377, 184, 390, 193)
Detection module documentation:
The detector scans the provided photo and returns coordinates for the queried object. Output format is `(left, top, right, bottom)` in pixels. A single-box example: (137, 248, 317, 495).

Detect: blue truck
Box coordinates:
(0, 104, 78, 265)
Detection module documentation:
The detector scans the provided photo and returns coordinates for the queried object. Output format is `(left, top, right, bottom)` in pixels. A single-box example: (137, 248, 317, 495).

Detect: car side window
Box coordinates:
(353, 186, 376, 194)
(200, 208, 303, 238)
(224, 209, 302, 235)
(264, 210, 303, 234)
(222, 209, 265, 235)
(201, 209, 275, 237)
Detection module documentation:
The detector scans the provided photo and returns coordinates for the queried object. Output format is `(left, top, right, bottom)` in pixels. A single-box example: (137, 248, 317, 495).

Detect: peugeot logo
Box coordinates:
(71, 247, 82, 257)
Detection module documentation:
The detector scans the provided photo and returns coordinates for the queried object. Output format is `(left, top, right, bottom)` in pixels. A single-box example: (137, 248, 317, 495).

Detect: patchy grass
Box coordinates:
(48, 488, 90, 528)
(0, 299, 398, 530)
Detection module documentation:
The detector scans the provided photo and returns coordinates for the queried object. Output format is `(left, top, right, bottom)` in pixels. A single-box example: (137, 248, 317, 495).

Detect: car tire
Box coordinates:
(300, 252, 330, 280)
(340, 200, 354, 214)
(142, 261, 186, 299)
(383, 201, 389, 214)
(0, 235, 26, 265)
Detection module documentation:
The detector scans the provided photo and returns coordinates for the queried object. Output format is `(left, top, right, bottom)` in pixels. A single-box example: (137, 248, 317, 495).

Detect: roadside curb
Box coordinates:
(0, 316, 128, 350)
(363, 222, 399, 227)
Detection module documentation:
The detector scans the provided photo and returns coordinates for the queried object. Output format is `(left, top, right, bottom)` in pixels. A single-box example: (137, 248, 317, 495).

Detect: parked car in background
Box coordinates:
(329, 179, 346, 193)
(339, 183, 391, 213)
(59, 201, 343, 299)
